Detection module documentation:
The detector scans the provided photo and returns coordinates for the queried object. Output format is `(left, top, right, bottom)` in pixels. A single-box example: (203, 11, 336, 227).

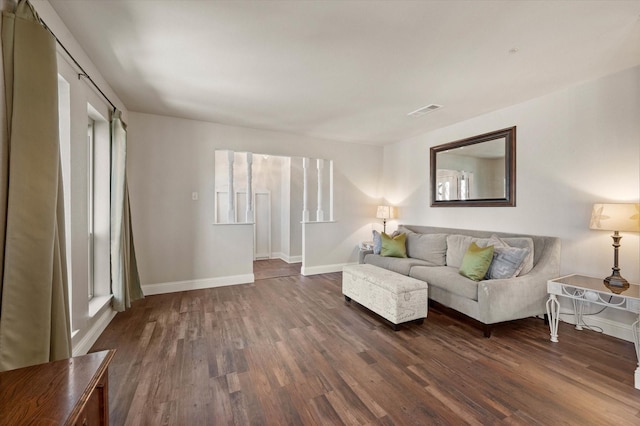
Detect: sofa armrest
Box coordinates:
(359, 249, 373, 264)
(475, 237, 561, 324)
(477, 274, 547, 324)
(477, 256, 560, 324)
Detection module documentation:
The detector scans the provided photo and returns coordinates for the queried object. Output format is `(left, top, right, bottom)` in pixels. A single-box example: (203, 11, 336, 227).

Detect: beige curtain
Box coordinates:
(0, 0, 71, 370)
(111, 110, 143, 311)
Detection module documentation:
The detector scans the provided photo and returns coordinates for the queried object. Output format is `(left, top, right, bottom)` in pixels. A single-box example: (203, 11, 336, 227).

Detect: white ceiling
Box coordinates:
(49, 0, 640, 145)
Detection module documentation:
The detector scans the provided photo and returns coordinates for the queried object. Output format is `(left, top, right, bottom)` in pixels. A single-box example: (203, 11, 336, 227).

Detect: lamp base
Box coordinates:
(604, 273, 630, 294)
(603, 231, 630, 294)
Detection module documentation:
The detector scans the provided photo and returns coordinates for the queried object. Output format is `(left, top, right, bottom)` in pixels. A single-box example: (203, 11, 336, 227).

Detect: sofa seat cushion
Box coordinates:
(410, 266, 479, 301)
(363, 253, 432, 276)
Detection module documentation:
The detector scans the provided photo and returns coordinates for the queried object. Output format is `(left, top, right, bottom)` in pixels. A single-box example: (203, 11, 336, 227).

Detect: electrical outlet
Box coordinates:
(192, 192, 198, 201)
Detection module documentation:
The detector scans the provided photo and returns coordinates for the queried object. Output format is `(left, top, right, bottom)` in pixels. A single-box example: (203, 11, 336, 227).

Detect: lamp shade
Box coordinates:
(589, 203, 640, 232)
(376, 205, 391, 220)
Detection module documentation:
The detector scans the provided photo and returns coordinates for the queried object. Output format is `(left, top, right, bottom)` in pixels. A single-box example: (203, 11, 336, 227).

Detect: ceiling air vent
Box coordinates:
(407, 104, 442, 117)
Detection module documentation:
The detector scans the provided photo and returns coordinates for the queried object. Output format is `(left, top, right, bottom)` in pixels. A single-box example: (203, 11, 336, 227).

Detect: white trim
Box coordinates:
(300, 220, 337, 224)
(88, 294, 112, 318)
(227, 150, 235, 223)
(302, 157, 309, 222)
(271, 252, 302, 264)
(72, 307, 116, 356)
(316, 158, 324, 222)
(329, 160, 334, 221)
(301, 262, 353, 276)
(559, 313, 635, 343)
(142, 274, 255, 295)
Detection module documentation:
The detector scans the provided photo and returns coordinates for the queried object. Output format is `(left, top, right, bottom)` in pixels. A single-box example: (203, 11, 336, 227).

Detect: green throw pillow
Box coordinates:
(381, 232, 407, 258)
(459, 242, 494, 281)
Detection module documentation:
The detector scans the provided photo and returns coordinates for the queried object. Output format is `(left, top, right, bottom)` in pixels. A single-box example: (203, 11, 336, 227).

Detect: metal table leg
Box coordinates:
(546, 294, 560, 343)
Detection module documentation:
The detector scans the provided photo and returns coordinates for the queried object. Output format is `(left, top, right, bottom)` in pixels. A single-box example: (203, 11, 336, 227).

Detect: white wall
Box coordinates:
(383, 66, 640, 338)
(127, 112, 383, 288)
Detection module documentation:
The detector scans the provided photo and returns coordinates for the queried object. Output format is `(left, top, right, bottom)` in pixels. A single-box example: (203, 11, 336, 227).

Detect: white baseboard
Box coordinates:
(142, 274, 255, 296)
(284, 255, 302, 263)
(270, 252, 302, 263)
(559, 313, 634, 343)
(301, 262, 353, 276)
(72, 308, 117, 356)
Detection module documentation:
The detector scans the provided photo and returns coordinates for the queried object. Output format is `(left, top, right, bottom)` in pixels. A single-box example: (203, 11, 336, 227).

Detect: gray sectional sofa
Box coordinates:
(359, 225, 561, 336)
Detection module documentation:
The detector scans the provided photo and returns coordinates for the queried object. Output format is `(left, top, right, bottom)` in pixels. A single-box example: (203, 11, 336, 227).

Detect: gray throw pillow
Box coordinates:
(486, 235, 534, 276)
(485, 245, 531, 279)
(372, 230, 382, 254)
(502, 237, 534, 275)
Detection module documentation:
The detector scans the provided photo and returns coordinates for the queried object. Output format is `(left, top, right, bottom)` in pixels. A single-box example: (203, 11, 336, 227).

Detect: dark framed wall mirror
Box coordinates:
(430, 126, 516, 207)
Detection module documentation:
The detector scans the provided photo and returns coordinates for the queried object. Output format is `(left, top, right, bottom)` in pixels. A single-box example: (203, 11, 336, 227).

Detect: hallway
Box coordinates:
(253, 259, 302, 281)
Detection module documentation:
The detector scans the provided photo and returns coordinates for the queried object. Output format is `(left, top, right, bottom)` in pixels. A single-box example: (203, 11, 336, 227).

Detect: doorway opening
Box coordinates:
(214, 150, 333, 280)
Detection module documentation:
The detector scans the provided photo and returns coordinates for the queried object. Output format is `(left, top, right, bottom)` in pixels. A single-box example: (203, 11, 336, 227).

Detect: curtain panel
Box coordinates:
(0, 0, 71, 370)
(111, 110, 143, 311)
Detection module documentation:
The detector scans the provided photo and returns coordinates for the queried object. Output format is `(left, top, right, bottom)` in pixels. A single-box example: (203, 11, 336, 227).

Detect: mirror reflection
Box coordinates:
(430, 127, 516, 207)
(436, 138, 506, 201)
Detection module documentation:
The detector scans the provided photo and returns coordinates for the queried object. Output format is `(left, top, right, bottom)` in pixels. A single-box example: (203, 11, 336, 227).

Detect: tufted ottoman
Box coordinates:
(342, 264, 428, 330)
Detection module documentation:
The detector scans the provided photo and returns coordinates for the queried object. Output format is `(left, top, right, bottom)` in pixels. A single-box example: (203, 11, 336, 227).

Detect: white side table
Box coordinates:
(546, 274, 640, 389)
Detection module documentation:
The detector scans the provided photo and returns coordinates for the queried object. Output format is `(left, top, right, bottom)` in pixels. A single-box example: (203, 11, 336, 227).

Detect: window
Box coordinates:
(57, 56, 114, 331)
(87, 104, 111, 309)
(87, 118, 95, 300)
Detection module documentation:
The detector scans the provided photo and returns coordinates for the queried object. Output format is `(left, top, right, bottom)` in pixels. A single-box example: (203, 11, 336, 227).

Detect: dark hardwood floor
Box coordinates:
(90, 269, 640, 425)
(253, 259, 302, 281)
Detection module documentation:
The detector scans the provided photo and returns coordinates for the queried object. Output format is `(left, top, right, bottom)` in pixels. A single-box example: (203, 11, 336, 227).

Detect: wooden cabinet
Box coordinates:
(0, 349, 115, 425)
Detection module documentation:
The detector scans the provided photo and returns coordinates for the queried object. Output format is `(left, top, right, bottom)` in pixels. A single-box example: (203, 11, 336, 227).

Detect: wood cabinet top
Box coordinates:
(0, 349, 115, 425)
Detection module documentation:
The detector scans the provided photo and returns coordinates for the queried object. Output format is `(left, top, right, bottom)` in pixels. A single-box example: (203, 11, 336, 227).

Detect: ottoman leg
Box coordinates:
(344, 295, 351, 302)
(415, 318, 425, 325)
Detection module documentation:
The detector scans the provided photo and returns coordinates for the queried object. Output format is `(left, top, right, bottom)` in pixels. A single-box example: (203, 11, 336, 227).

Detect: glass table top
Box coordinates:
(551, 274, 640, 300)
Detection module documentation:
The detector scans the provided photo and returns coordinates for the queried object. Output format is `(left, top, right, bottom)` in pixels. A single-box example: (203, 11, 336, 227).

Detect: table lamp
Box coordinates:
(589, 203, 640, 291)
(376, 205, 392, 234)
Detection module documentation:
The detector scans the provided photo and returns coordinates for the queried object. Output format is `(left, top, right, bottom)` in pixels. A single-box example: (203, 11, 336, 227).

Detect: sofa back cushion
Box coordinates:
(446, 234, 535, 276)
(402, 225, 556, 271)
(446, 235, 491, 268)
(399, 226, 447, 266)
